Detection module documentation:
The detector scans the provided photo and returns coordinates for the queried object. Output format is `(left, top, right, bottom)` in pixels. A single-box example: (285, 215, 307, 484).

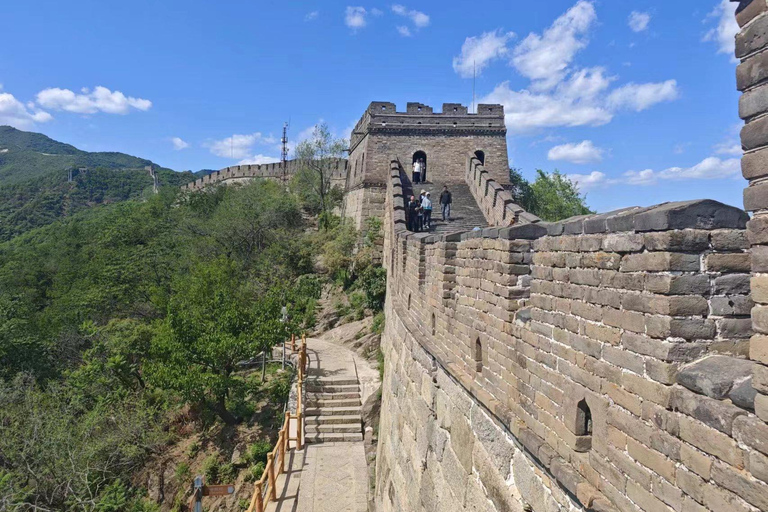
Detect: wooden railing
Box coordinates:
(246, 334, 307, 512)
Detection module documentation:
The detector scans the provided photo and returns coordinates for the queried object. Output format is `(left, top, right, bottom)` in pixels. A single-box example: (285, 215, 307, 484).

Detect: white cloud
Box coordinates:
(548, 140, 604, 164)
(704, 0, 739, 60)
(171, 137, 189, 150)
(397, 26, 412, 37)
(628, 11, 651, 33)
(474, 2, 679, 134)
(238, 154, 280, 165)
(391, 5, 430, 28)
(206, 133, 277, 159)
(305, 11, 319, 21)
(452, 30, 515, 78)
(566, 171, 607, 192)
(606, 80, 679, 112)
(345, 6, 368, 30)
(512, 0, 597, 90)
(0, 91, 53, 129)
(714, 141, 743, 156)
(480, 79, 613, 134)
(624, 157, 741, 185)
(36, 86, 151, 114)
(371, 8, 383, 16)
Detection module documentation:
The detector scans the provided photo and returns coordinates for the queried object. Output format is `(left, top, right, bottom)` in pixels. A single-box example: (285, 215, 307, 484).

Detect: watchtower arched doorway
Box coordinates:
(474, 150, 485, 165)
(412, 151, 427, 183)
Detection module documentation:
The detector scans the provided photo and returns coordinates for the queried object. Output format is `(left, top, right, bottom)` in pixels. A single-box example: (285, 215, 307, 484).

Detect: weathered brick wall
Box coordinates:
(465, 156, 540, 227)
(182, 158, 348, 191)
(736, 0, 768, 438)
(377, 186, 768, 511)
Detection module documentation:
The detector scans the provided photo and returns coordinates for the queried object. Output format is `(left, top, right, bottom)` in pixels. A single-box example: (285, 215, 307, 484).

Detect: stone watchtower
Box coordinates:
(343, 101, 509, 230)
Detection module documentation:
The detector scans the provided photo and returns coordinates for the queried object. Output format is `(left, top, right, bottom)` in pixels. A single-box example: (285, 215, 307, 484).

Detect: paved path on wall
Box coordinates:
(267, 337, 374, 512)
(403, 179, 489, 234)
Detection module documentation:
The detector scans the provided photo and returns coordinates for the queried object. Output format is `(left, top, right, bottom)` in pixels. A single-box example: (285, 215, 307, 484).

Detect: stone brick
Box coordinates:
(620, 252, 701, 273)
(711, 459, 768, 511)
(678, 415, 744, 468)
(626, 437, 677, 482)
(677, 356, 754, 400)
(713, 274, 751, 294)
(643, 230, 709, 252)
(711, 229, 749, 250)
(680, 443, 712, 480)
(752, 245, 768, 272)
(737, 12, 768, 58)
(710, 295, 754, 316)
(645, 274, 710, 295)
(746, 181, 768, 215)
(748, 215, 768, 244)
(737, 1, 768, 28)
(742, 146, 768, 181)
(737, 48, 768, 91)
(751, 334, 768, 364)
(634, 200, 748, 232)
(749, 450, 768, 483)
(670, 386, 748, 435)
(705, 252, 751, 273)
(602, 233, 644, 253)
(717, 318, 753, 339)
(751, 304, 768, 334)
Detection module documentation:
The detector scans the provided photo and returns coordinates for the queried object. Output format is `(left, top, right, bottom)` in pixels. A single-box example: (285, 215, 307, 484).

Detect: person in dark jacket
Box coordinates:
(439, 185, 452, 221)
(407, 195, 420, 231)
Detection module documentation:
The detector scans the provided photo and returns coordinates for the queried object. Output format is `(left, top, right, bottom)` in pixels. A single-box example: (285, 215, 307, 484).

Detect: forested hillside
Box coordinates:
(0, 126, 172, 184)
(0, 126, 196, 241)
(0, 126, 385, 511)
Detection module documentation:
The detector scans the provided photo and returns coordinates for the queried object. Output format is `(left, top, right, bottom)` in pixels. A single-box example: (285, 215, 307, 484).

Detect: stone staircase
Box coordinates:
(304, 377, 363, 443)
(402, 179, 489, 234)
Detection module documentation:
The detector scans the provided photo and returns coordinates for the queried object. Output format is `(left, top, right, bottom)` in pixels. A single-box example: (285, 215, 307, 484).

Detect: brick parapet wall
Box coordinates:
(735, 0, 768, 430)
(378, 182, 768, 511)
(182, 158, 348, 191)
(465, 156, 541, 226)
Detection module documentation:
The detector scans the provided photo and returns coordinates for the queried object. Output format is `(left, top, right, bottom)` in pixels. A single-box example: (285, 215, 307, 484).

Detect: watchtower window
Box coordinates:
(576, 399, 593, 436)
(412, 151, 427, 182)
(431, 313, 436, 335)
(474, 150, 485, 165)
(417, 106, 422, 112)
(381, 105, 387, 111)
(453, 107, 457, 112)
(474, 338, 483, 373)
(408, 293, 412, 310)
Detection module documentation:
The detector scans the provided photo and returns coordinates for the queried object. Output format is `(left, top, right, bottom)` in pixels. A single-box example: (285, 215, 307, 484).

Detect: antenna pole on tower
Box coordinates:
(281, 122, 289, 183)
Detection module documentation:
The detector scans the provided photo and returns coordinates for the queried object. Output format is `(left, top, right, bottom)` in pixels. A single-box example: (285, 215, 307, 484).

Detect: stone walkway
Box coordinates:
(266, 337, 375, 512)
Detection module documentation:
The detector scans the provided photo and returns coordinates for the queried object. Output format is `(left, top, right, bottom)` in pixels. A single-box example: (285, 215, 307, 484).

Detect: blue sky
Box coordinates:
(0, 0, 743, 212)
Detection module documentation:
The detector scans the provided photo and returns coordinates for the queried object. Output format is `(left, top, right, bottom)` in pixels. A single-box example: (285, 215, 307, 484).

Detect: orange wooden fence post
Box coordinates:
(267, 452, 277, 501)
(254, 483, 264, 512)
(291, 333, 296, 353)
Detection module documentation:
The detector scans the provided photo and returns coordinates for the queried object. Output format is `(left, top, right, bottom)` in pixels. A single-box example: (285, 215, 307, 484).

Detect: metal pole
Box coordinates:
(193, 476, 203, 512)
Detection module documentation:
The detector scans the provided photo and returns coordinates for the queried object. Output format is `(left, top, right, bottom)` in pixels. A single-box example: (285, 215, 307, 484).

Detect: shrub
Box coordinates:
(219, 463, 238, 483)
(202, 454, 221, 484)
(245, 440, 272, 465)
(245, 461, 266, 482)
(174, 462, 190, 484)
(371, 312, 385, 335)
(359, 266, 386, 311)
(187, 440, 201, 458)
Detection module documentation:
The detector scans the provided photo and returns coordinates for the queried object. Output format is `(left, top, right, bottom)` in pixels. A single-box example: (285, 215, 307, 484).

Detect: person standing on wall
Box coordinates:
(440, 185, 452, 221)
(412, 159, 421, 184)
(408, 195, 420, 231)
(422, 191, 433, 230)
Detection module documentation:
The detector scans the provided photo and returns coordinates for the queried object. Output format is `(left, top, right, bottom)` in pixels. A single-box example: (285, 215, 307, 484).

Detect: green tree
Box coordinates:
(508, 168, 593, 222)
(146, 259, 286, 425)
(294, 123, 347, 229)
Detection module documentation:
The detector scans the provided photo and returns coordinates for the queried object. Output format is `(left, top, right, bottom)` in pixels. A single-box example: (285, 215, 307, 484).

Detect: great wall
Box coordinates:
(185, 3, 768, 510)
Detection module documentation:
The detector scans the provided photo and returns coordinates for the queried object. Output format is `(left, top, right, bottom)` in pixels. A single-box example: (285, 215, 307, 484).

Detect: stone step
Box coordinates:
(305, 378, 359, 386)
(305, 432, 363, 444)
(305, 406, 362, 417)
(305, 414, 361, 425)
(306, 384, 360, 393)
(307, 391, 361, 400)
(305, 423, 361, 434)
(306, 397, 361, 408)
(402, 182, 489, 235)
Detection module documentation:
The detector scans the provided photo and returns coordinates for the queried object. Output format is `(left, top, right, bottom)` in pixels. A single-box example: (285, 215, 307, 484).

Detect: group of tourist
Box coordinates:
(412, 158, 427, 183)
(407, 185, 453, 232)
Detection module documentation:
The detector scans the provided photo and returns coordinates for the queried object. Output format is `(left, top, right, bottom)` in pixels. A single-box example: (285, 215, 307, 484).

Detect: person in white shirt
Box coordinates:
(421, 192, 433, 230)
(412, 160, 421, 184)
